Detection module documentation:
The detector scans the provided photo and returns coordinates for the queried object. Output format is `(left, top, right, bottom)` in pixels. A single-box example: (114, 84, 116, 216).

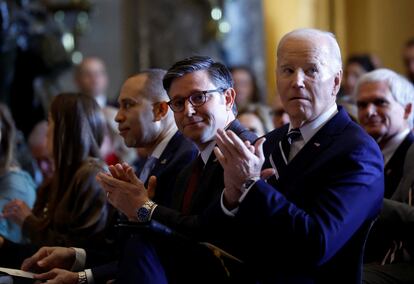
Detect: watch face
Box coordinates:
(137, 207, 150, 222)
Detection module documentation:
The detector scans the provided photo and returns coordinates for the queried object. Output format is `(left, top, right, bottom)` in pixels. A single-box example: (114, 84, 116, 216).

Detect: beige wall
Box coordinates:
(263, 0, 414, 103)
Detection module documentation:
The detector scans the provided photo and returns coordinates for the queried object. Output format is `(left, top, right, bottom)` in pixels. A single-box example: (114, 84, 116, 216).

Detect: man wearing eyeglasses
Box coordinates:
(79, 56, 257, 283)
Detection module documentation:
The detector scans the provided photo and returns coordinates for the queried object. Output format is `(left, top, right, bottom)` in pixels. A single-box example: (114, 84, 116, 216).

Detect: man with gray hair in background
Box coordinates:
(355, 68, 414, 199)
(355, 69, 414, 284)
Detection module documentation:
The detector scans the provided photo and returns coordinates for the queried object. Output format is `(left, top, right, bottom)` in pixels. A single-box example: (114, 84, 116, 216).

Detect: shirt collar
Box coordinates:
(200, 140, 216, 165)
(290, 103, 338, 143)
(382, 128, 411, 165)
(149, 127, 177, 159)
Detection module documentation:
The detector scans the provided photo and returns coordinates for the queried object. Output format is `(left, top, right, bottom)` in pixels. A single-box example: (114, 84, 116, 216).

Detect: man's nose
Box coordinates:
(115, 111, 124, 123)
(366, 103, 378, 117)
(292, 70, 305, 88)
(183, 100, 196, 117)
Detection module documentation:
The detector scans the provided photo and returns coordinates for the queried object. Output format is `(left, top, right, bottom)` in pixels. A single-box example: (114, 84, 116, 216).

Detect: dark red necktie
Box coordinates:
(181, 155, 204, 214)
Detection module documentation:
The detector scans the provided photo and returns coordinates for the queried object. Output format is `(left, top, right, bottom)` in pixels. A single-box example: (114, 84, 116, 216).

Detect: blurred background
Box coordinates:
(1, 0, 414, 136)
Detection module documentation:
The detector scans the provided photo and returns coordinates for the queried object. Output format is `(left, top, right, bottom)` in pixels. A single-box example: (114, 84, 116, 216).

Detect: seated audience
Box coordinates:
(19, 69, 198, 283)
(0, 93, 109, 267)
(0, 103, 36, 244)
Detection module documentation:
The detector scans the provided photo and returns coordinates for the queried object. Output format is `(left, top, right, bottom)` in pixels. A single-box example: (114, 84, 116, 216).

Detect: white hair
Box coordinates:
(355, 68, 414, 128)
(277, 28, 343, 75)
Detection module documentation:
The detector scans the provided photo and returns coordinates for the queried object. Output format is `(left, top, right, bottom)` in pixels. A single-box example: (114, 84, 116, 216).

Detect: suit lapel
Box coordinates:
(151, 131, 180, 177)
(277, 107, 351, 188)
(186, 119, 257, 213)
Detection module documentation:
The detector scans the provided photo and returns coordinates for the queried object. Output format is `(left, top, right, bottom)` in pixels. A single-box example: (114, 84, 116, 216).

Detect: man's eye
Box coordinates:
(374, 99, 388, 107)
(191, 94, 205, 104)
(282, 68, 294, 74)
(172, 100, 184, 108)
(307, 67, 318, 75)
(356, 101, 368, 109)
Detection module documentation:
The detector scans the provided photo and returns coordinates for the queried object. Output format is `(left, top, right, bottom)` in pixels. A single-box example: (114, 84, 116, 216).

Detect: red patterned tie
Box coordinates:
(181, 155, 204, 214)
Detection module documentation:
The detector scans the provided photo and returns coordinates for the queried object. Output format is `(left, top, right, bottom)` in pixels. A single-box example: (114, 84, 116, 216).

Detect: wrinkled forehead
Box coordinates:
(278, 36, 331, 66)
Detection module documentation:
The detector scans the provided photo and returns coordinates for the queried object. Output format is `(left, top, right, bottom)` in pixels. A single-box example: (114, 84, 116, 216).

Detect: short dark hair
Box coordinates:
(346, 54, 377, 72)
(163, 56, 233, 93)
(138, 69, 168, 102)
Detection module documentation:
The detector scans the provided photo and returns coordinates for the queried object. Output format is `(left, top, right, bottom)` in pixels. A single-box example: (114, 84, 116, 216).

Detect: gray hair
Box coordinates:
(355, 68, 414, 127)
(277, 28, 342, 75)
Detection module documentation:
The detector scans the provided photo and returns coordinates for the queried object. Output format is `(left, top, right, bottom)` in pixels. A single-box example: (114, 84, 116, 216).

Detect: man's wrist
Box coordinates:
(223, 187, 241, 210)
(136, 200, 157, 222)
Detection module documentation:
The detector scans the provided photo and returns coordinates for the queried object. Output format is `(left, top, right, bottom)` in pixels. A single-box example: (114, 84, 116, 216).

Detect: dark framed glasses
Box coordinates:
(167, 88, 224, 112)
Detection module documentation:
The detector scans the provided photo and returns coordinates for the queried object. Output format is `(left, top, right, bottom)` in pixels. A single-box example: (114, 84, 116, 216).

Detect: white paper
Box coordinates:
(0, 267, 34, 279)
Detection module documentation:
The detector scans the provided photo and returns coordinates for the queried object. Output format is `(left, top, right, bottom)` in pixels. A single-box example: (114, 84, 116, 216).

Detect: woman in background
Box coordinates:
(0, 93, 109, 265)
(230, 66, 273, 133)
(0, 103, 36, 244)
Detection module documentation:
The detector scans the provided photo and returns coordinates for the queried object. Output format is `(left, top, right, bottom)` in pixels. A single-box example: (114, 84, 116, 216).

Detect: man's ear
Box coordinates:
(403, 103, 412, 120)
(153, 102, 169, 121)
(223, 88, 236, 111)
(332, 70, 343, 96)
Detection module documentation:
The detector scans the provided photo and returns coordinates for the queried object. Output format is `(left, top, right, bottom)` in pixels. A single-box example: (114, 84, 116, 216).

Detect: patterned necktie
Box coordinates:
(281, 128, 302, 162)
(138, 156, 158, 184)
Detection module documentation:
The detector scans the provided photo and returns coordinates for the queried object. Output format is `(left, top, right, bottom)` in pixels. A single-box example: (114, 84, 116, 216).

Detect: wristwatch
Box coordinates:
(136, 200, 157, 223)
(78, 271, 87, 284)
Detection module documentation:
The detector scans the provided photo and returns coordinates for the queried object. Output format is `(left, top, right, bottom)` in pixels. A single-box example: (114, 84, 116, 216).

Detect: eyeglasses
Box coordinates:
(167, 88, 224, 112)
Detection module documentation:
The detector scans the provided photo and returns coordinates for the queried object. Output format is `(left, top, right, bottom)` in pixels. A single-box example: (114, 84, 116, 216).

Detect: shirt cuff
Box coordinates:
(85, 269, 94, 284)
(220, 178, 259, 217)
(220, 190, 239, 216)
(71, 248, 86, 271)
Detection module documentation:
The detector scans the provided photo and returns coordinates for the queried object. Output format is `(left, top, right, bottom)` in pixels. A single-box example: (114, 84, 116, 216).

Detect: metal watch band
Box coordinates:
(78, 271, 87, 284)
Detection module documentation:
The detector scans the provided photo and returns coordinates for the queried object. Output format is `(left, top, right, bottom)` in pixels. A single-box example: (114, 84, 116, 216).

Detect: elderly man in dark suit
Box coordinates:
(213, 28, 384, 283)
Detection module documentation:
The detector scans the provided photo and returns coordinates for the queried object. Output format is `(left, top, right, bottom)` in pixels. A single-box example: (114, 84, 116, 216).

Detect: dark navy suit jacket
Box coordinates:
(230, 107, 384, 283)
(89, 131, 198, 283)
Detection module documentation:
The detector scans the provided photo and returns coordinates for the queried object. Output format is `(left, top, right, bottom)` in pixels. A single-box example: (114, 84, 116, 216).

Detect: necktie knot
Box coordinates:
(281, 128, 302, 164)
(286, 128, 301, 144)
